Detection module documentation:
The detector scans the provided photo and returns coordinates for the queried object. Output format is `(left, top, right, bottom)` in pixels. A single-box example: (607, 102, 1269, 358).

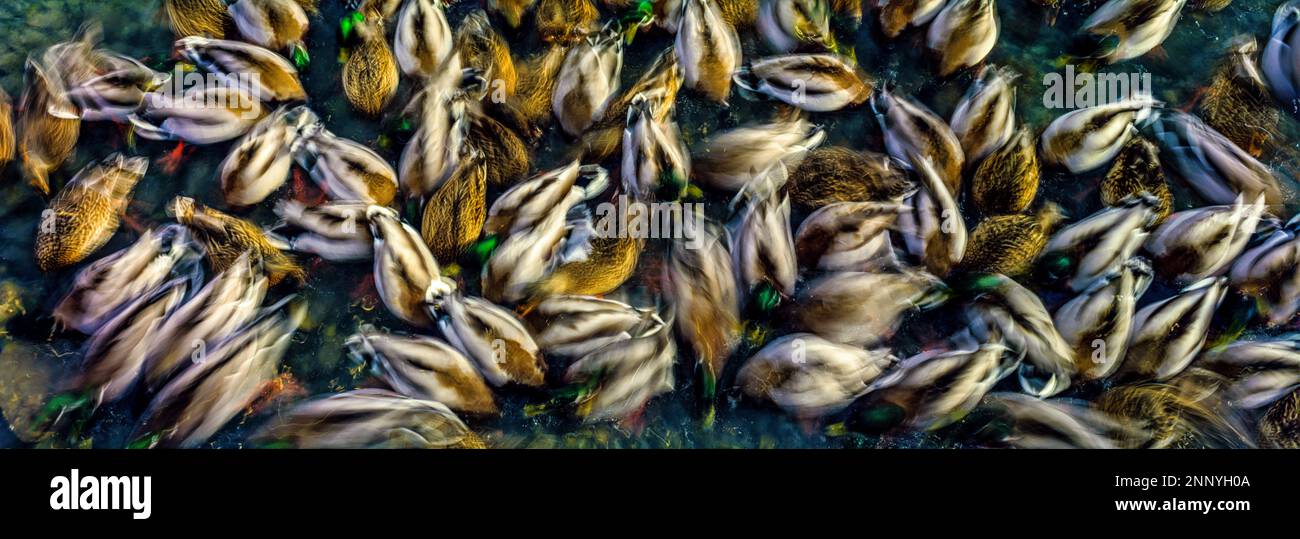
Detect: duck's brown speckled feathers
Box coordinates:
(972, 126, 1038, 215)
(957, 203, 1064, 276)
(1101, 134, 1171, 220)
(786, 147, 914, 209)
(170, 196, 304, 285)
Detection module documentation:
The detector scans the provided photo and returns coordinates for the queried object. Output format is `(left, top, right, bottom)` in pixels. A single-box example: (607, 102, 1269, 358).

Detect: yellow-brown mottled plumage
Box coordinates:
(34, 157, 144, 272)
(343, 13, 399, 117)
(537, 0, 600, 45)
(575, 49, 682, 162)
(1189, 0, 1231, 11)
(1101, 134, 1172, 220)
(1200, 37, 1278, 158)
(532, 235, 643, 300)
(972, 126, 1039, 215)
(456, 11, 517, 98)
(1259, 389, 1300, 449)
(421, 153, 487, 262)
(511, 44, 569, 134)
(163, 0, 232, 38)
(170, 196, 304, 285)
(294, 0, 320, 13)
(18, 61, 80, 196)
(878, 0, 929, 38)
(486, 0, 537, 29)
(786, 147, 914, 209)
(718, 0, 759, 27)
(1098, 374, 1250, 449)
(830, 0, 863, 26)
(957, 204, 1064, 276)
(467, 110, 530, 189)
(0, 90, 13, 171)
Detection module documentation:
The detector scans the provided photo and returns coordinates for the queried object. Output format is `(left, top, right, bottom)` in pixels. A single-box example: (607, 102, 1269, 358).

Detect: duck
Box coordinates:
(1040, 96, 1158, 174)
(859, 342, 1014, 431)
(141, 253, 268, 389)
(131, 85, 266, 145)
(270, 200, 375, 262)
(251, 389, 484, 448)
(481, 184, 581, 304)
(510, 44, 569, 134)
(169, 196, 305, 285)
(1118, 277, 1227, 381)
(796, 269, 943, 347)
(1077, 0, 1187, 64)
(732, 188, 799, 300)
(0, 90, 12, 170)
(756, 0, 835, 54)
(1196, 337, 1300, 409)
(898, 155, 966, 277)
(622, 93, 690, 201)
(228, 0, 312, 65)
(485, 161, 607, 237)
(677, 0, 744, 104)
(975, 392, 1149, 449)
(64, 51, 170, 123)
(1151, 111, 1284, 209)
(926, 0, 999, 77)
(1258, 389, 1300, 448)
(529, 219, 644, 300)
(464, 97, 530, 189)
(163, 0, 233, 39)
(35, 154, 146, 272)
(1262, 1, 1300, 112)
(345, 328, 497, 415)
(1200, 36, 1278, 158)
(963, 274, 1076, 397)
(430, 291, 547, 387)
(400, 88, 469, 198)
(693, 116, 824, 192)
(1039, 194, 1159, 292)
(950, 65, 1017, 164)
(175, 36, 308, 102)
(738, 333, 896, 419)
(71, 279, 190, 408)
(342, 11, 399, 116)
(1098, 378, 1252, 448)
(564, 310, 676, 422)
(136, 296, 305, 448)
(455, 10, 517, 98)
(17, 59, 81, 195)
(1100, 134, 1172, 220)
(971, 126, 1038, 215)
(1143, 194, 1265, 283)
(1054, 258, 1153, 380)
(872, 89, 964, 193)
(785, 146, 914, 209)
(957, 203, 1065, 276)
(526, 295, 653, 358)
(575, 48, 682, 163)
(369, 206, 450, 329)
(485, 0, 537, 31)
(292, 123, 399, 205)
(53, 225, 198, 334)
(421, 147, 487, 262)
(876, 0, 945, 39)
(1228, 216, 1300, 325)
(538, 0, 602, 45)
(664, 224, 741, 392)
(219, 105, 314, 207)
(735, 53, 874, 112)
(554, 25, 623, 138)
(795, 201, 904, 272)
(394, 0, 453, 78)
(719, 0, 762, 27)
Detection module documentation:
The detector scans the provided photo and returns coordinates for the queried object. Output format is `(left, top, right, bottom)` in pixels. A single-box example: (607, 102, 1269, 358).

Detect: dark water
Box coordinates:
(0, 1, 1294, 448)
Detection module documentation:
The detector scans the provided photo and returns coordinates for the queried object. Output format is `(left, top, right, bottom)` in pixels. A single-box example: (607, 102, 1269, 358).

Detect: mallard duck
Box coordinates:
(554, 26, 623, 138)
(342, 12, 399, 115)
(1098, 379, 1251, 448)
(876, 0, 945, 39)
(369, 206, 450, 329)
(757, 0, 835, 53)
(732, 188, 798, 299)
(677, 0, 744, 104)
(1259, 388, 1300, 448)
(346, 328, 497, 415)
(1078, 0, 1187, 63)
(965, 273, 1076, 397)
(0, 90, 12, 170)
(530, 225, 644, 300)
(485, 161, 607, 237)
(455, 10, 517, 98)
(861, 342, 1014, 431)
(131, 85, 266, 145)
(1040, 194, 1159, 292)
(71, 279, 189, 408)
(53, 225, 197, 334)
(957, 204, 1064, 276)
(872, 89, 964, 193)
(136, 297, 304, 448)
(1196, 338, 1300, 409)
(228, 0, 311, 64)
(400, 91, 469, 198)
(1054, 258, 1152, 380)
(693, 116, 824, 191)
(971, 126, 1037, 215)
(1201, 36, 1278, 158)
(538, 0, 601, 45)
(35, 154, 146, 272)
(1144, 194, 1265, 283)
(719, 0, 761, 27)
(738, 333, 895, 419)
(576, 48, 682, 162)
(482, 183, 582, 304)
(252, 389, 484, 448)
(665, 224, 741, 389)
(526, 295, 652, 357)
(292, 124, 399, 205)
(394, 0, 453, 78)
(926, 0, 999, 77)
(796, 269, 942, 347)
(63, 51, 169, 123)
(465, 100, 530, 189)
(1118, 277, 1227, 381)
(422, 147, 487, 262)
(141, 253, 268, 389)
(950, 65, 1017, 164)
(175, 37, 308, 102)
(975, 392, 1149, 448)
(170, 196, 305, 285)
(1040, 96, 1158, 174)
(163, 0, 232, 38)
(786, 147, 913, 208)
(219, 106, 314, 207)
(431, 292, 546, 387)
(735, 53, 873, 112)
(1264, 1, 1300, 111)
(898, 155, 966, 277)
(1229, 216, 1300, 325)
(1151, 111, 1283, 208)
(623, 93, 690, 201)
(17, 59, 81, 195)
(795, 201, 903, 272)
(564, 311, 676, 422)
(510, 44, 569, 134)
(271, 200, 375, 262)
(1100, 134, 1171, 220)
